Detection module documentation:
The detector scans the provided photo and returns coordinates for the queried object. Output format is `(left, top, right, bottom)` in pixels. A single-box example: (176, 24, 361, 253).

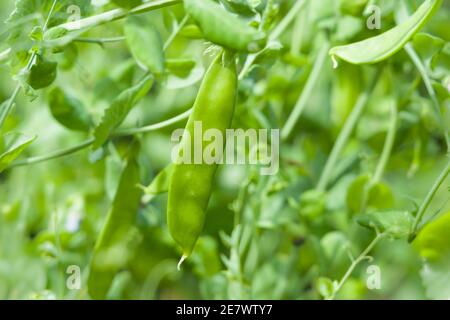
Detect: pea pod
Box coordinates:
(167, 50, 237, 263)
(329, 0, 442, 66)
(88, 142, 142, 299)
(184, 0, 266, 52)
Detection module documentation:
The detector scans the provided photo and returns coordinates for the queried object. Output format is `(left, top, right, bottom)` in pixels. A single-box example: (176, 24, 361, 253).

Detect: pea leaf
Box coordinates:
(0, 132, 36, 172)
(330, 0, 442, 65)
(339, 0, 368, 16)
(48, 87, 93, 132)
(356, 210, 414, 238)
(220, 0, 256, 16)
(179, 24, 204, 39)
(88, 142, 142, 300)
(316, 277, 335, 299)
(93, 75, 154, 149)
(125, 15, 165, 75)
(346, 175, 394, 213)
(413, 33, 445, 65)
(299, 190, 326, 220)
(414, 211, 450, 299)
(27, 56, 57, 90)
(166, 58, 196, 78)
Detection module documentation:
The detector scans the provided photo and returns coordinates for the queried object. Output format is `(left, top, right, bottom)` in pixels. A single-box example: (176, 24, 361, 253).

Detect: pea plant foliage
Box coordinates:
(0, 0, 449, 300)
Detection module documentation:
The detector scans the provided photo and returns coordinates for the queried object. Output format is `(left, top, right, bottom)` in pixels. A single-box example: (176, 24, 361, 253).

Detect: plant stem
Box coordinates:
(57, 0, 182, 31)
(0, 52, 37, 131)
(74, 36, 125, 44)
(372, 103, 397, 184)
(9, 108, 192, 168)
(269, 0, 307, 41)
(114, 108, 192, 136)
(316, 69, 382, 192)
(328, 233, 384, 300)
(281, 43, 329, 140)
(163, 15, 189, 51)
(0, 48, 11, 62)
(359, 102, 397, 213)
(0, 85, 22, 129)
(409, 158, 450, 241)
(405, 43, 450, 152)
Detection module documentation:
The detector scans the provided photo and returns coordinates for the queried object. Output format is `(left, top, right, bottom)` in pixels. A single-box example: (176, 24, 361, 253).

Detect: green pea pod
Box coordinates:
(329, 0, 442, 66)
(184, 0, 266, 52)
(167, 50, 237, 264)
(88, 142, 142, 299)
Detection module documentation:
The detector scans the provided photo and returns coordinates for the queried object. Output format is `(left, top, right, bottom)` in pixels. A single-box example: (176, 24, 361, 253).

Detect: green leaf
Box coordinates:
(48, 87, 93, 132)
(166, 58, 196, 78)
(0, 132, 36, 172)
(27, 56, 57, 90)
(93, 75, 154, 149)
(431, 44, 450, 80)
(330, 0, 442, 65)
(356, 210, 414, 238)
(414, 211, 450, 299)
(316, 277, 335, 299)
(299, 190, 326, 220)
(219, 0, 256, 15)
(412, 33, 445, 65)
(347, 175, 394, 213)
(88, 142, 142, 300)
(339, 0, 368, 16)
(125, 15, 165, 75)
(179, 24, 204, 39)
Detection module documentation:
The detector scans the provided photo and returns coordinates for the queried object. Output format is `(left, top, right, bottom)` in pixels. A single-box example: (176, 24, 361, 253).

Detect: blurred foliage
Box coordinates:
(0, 0, 449, 300)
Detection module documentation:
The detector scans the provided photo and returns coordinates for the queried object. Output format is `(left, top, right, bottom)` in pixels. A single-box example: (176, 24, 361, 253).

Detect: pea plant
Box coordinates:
(0, 0, 449, 300)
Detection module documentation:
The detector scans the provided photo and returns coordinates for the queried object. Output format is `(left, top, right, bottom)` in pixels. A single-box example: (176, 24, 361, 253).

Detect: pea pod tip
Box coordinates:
(330, 54, 339, 69)
(177, 254, 188, 271)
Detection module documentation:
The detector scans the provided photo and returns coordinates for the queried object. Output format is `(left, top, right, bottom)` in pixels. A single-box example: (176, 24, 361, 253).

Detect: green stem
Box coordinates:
(74, 36, 125, 44)
(290, 1, 308, 55)
(328, 233, 384, 300)
(0, 48, 11, 62)
(372, 103, 397, 184)
(114, 108, 192, 136)
(163, 15, 189, 51)
(409, 158, 450, 241)
(269, 0, 307, 41)
(316, 69, 382, 192)
(0, 86, 21, 129)
(57, 0, 182, 31)
(360, 103, 397, 213)
(281, 43, 329, 140)
(8, 108, 192, 168)
(405, 43, 450, 152)
(10, 138, 95, 168)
